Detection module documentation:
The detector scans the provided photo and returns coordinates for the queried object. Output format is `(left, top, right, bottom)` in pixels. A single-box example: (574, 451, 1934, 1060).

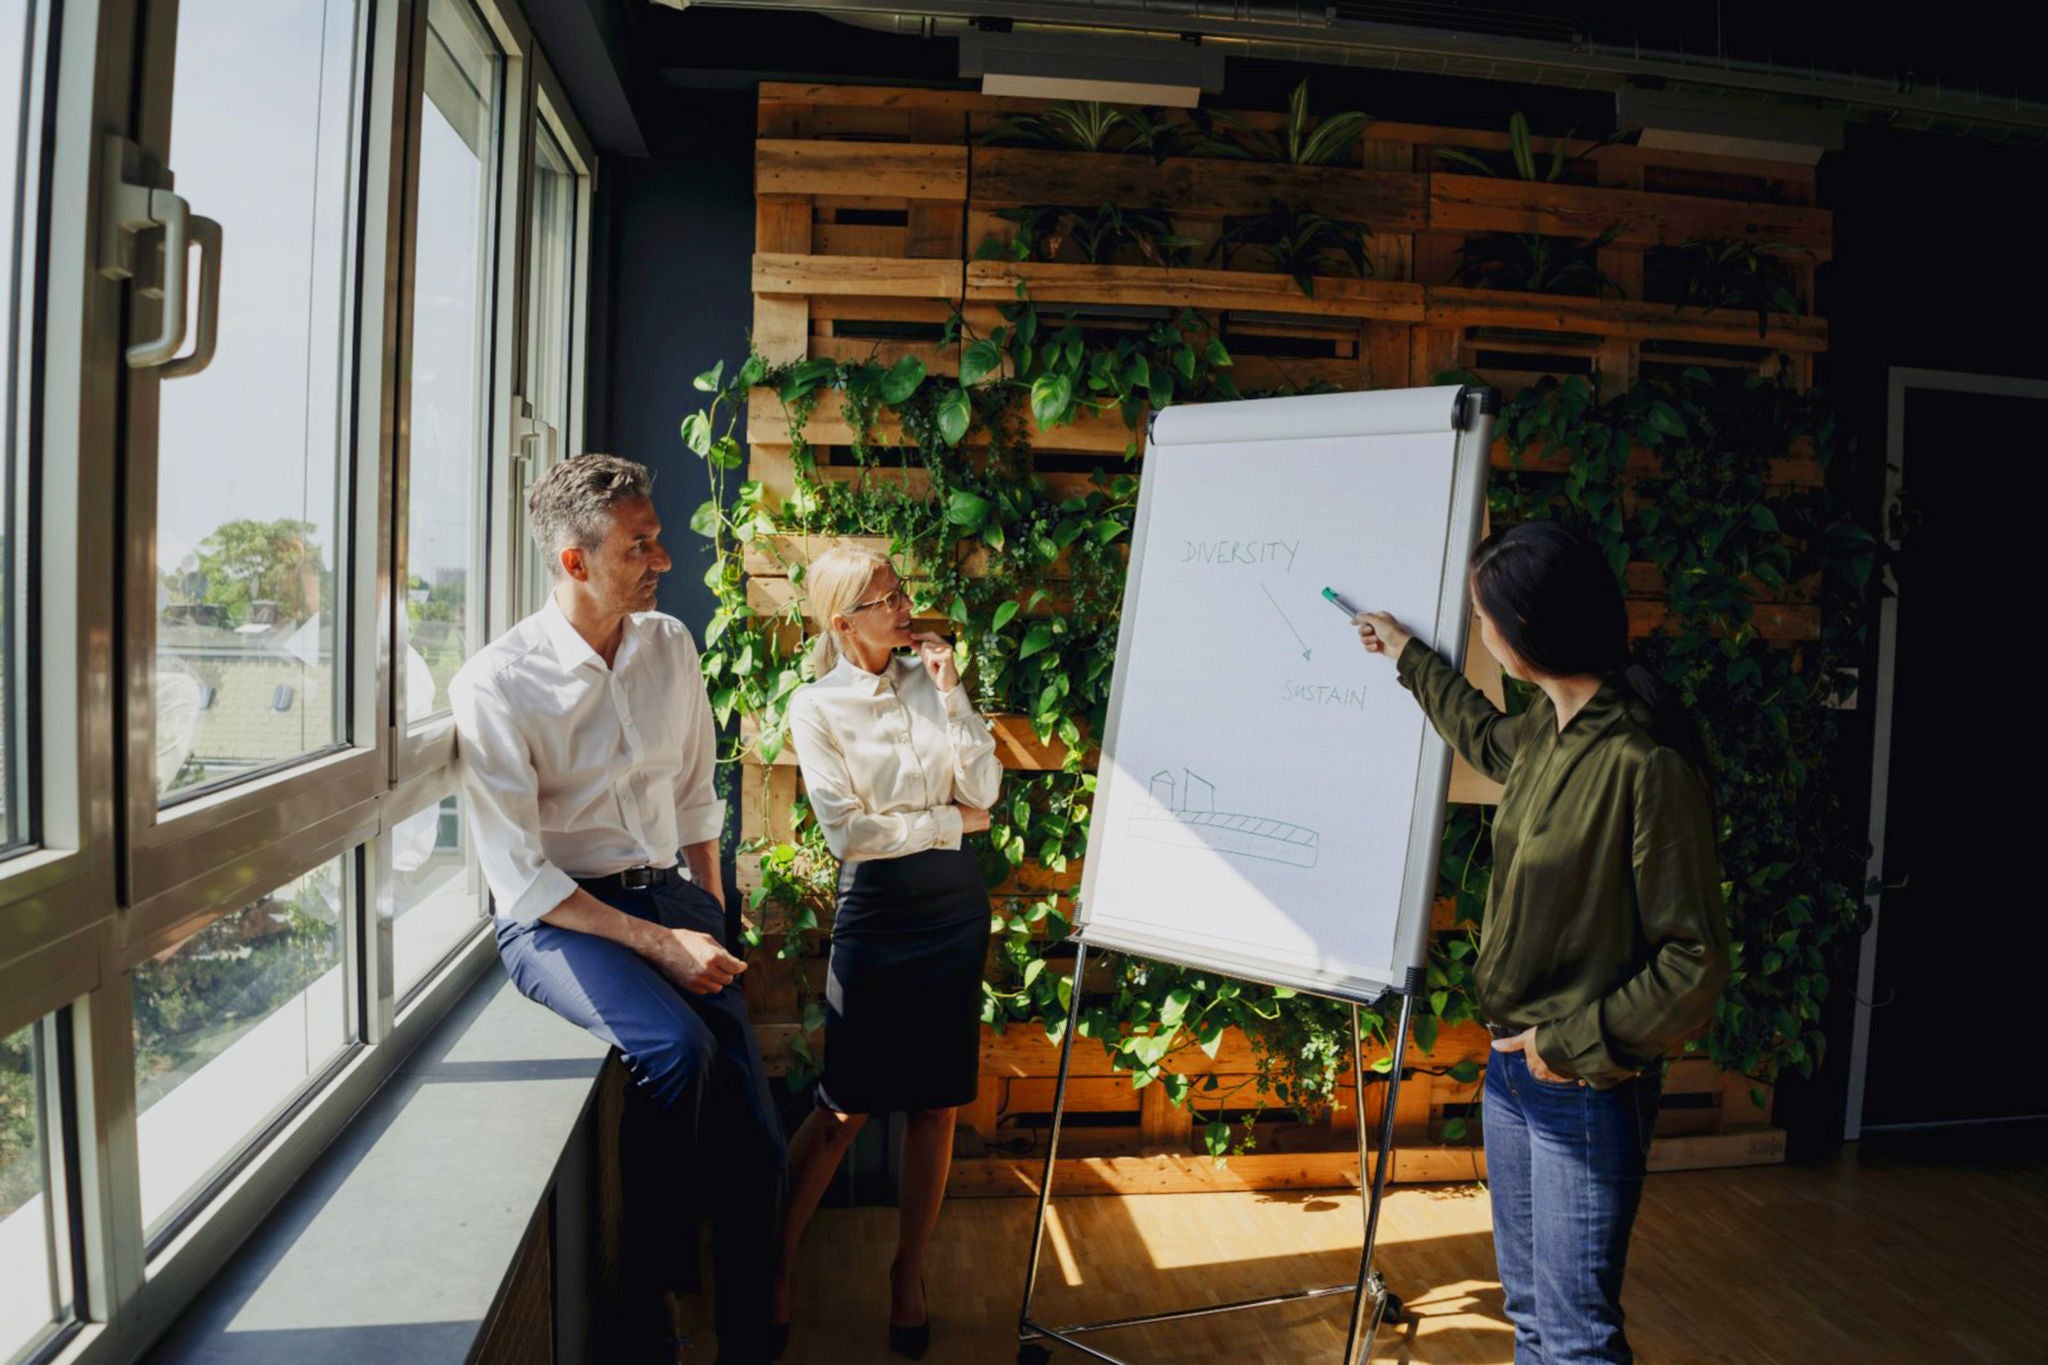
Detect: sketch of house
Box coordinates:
(1129, 766, 1319, 869)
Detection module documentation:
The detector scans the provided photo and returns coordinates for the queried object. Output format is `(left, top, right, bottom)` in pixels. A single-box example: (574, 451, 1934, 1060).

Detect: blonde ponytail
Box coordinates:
(801, 545, 894, 680)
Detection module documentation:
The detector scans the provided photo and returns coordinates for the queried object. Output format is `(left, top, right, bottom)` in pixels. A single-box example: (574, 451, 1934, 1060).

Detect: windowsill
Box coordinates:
(144, 969, 610, 1363)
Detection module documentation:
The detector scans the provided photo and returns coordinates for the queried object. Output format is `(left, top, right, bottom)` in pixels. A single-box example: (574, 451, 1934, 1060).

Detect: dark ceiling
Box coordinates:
(547, 0, 2045, 155)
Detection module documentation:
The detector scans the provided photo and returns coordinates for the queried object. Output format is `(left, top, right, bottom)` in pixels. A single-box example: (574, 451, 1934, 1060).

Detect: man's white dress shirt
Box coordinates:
(786, 653, 1001, 863)
(451, 596, 727, 923)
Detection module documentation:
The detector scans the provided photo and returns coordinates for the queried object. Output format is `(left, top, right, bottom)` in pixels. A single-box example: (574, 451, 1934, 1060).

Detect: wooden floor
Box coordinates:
(682, 1140, 2046, 1364)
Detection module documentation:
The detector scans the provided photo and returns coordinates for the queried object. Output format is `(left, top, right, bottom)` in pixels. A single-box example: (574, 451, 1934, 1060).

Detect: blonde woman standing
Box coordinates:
(773, 547, 1000, 1359)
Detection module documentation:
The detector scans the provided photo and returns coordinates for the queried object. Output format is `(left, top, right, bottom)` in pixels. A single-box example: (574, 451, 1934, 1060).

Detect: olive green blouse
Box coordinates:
(1396, 638, 1730, 1088)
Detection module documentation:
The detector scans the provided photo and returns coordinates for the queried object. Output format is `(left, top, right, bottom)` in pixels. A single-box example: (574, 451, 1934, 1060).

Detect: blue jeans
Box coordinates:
(497, 876, 788, 1362)
(1483, 1047, 1662, 1364)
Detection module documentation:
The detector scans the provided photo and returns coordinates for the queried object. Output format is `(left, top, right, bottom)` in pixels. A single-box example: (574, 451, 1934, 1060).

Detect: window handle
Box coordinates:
(160, 215, 222, 379)
(100, 134, 194, 369)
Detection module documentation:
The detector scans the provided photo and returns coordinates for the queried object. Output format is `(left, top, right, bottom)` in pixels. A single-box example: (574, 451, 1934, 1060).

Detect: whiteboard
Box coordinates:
(1074, 386, 1496, 1004)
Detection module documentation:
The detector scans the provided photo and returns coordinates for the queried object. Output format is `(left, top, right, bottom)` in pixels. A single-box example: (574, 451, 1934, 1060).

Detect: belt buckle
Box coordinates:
(620, 866, 655, 891)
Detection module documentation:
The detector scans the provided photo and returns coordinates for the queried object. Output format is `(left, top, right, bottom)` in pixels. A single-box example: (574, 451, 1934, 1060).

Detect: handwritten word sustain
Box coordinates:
(1281, 680, 1368, 711)
(1182, 538, 1300, 570)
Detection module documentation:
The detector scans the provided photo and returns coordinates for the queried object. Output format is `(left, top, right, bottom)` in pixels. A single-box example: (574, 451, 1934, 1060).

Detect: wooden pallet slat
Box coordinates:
(965, 259, 1426, 322)
(752, 251, 963, 301)
(755, 139, 968, 199)
(1426, 284, 1827, 351)
(1429, 172, 1832, 257)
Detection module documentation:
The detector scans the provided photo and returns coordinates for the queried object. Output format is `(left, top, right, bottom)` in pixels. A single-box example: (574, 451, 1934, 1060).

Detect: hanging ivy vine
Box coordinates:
(680, 290, 1882, 1155)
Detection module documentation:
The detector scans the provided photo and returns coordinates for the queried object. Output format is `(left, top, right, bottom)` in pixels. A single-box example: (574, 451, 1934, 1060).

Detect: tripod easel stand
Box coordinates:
(1013, 937, 1424, 1365)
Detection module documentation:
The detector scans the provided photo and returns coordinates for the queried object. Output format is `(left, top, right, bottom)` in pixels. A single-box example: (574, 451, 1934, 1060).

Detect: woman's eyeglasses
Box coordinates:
(848, 585, 911, 614)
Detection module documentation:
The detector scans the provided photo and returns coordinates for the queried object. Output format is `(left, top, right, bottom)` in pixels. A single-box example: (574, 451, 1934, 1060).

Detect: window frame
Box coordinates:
(502, 54, 594, 620)
(0, 0, 120, 985)
(113, 0, 393, 934)
(389, 0, 533, 786)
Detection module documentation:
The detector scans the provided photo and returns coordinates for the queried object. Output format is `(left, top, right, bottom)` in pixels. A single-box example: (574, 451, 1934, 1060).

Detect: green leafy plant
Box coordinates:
(1206, 78, 1373, 165)
(981, 102, 1202, 160)
(1210, 202, 1371, 296)
(982, 203, 1199, 267)
(1660, 238, 1805, 338)
(1434, 110, 1625, 182)
(676, 282, 1884, 1159)
(1435, 112, 1629, 297)
(1454, 225, 1622, 296)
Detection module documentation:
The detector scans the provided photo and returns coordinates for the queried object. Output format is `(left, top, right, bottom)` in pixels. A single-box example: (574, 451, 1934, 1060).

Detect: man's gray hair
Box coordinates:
(527, 454, 654, 572)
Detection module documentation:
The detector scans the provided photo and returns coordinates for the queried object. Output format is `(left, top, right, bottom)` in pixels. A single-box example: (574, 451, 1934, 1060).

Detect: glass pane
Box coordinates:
(405, 0, 501, 718)
(132, 856, 349, 1237)
(152, 0, 362, 802)
(525, 122, 575, 434)
(0, 1022, 62, 1360)
(391, 791, 484, 998)
(518, 120, 576, 610)
(1, 0, 47, 853)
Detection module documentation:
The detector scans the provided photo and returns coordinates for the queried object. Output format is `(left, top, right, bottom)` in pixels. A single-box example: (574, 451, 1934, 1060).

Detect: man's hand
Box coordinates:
(649, 925, 747, 996)
(957, 804, 991, 835)
(1491, 1027, 1582, 1086)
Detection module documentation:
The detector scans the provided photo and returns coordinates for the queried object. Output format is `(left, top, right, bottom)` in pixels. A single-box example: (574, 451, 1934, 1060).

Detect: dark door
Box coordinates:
(1860, 383, 2047, 1128)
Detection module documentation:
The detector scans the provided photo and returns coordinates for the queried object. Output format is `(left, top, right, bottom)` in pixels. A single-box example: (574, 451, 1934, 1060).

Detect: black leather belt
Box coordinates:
(1485, 1020, 1523, 1040)
(580, 864, 676, 893)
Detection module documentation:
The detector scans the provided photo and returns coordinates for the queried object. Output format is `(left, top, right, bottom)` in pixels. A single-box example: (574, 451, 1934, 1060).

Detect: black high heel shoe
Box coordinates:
(887, 1274, 930, 1360)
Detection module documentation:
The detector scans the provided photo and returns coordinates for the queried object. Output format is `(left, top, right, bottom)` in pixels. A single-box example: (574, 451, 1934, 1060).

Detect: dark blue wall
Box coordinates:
(585, 87, 758, 637)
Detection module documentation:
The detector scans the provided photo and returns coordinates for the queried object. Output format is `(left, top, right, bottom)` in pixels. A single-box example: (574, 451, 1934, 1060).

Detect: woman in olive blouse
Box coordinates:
(1355, 520, 1728, 1365)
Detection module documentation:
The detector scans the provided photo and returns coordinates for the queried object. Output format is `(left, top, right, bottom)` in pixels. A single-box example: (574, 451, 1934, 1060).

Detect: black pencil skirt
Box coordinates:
(816, 845, 992, 1115)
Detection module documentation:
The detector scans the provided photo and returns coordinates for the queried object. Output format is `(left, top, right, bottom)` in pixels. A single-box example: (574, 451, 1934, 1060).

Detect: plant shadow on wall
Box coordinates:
(679, 281, 1885, 1157)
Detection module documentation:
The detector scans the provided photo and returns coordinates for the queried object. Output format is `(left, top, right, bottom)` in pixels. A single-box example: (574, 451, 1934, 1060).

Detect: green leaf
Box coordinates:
(680, 412, 712, 457)
(692, 360, 724, 393)
(992, 599, 1021, 631)
(960, 339, 1003, 386)
(878, 354, 926, 405)
(946, 490, 991, 528)
(1749, 503, 1780, 533)
(689, 498, 721, 539)
(1030, 372, 1074, 429)
(1648, 400, 1688, 438)
(1019, 622, 1054, 661)
(1160, 988, 1193, 1028)
(936, 386, 972, 446)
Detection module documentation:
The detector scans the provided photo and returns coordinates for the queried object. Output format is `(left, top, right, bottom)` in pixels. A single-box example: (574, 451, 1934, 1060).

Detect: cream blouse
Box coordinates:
(786, 652, 1002, 863)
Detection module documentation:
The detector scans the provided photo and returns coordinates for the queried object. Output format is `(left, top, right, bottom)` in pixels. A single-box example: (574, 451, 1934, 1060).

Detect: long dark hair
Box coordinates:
(1469, 521, 1713, 780)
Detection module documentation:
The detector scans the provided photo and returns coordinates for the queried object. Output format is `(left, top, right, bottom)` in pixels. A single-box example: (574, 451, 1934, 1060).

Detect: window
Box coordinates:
(526, 120, 575, 439)
(131, 856, 350, 1239)
(0, 1020, 69, 1362)
(150, 0, 363, 803)
(404, 0, 503, 719)
(510, 114, 580, 611)
(391, 792, 484, 998)
(1, 0, 47, 856)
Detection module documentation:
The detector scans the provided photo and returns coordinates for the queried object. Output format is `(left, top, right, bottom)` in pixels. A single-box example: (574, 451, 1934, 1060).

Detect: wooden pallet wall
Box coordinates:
(739, 83, 1828, 1192)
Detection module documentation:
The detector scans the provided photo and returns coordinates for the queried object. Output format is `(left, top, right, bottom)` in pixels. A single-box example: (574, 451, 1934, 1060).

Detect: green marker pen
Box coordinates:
(1322, 586, 1363, 619)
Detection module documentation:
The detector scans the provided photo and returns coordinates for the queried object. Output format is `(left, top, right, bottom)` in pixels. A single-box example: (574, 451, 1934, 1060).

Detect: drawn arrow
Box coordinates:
(1260, 584, 1312, 661)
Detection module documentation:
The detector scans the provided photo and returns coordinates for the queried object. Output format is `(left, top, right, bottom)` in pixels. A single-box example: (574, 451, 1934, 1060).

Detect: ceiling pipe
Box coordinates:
(652, 0, 2048, 145)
